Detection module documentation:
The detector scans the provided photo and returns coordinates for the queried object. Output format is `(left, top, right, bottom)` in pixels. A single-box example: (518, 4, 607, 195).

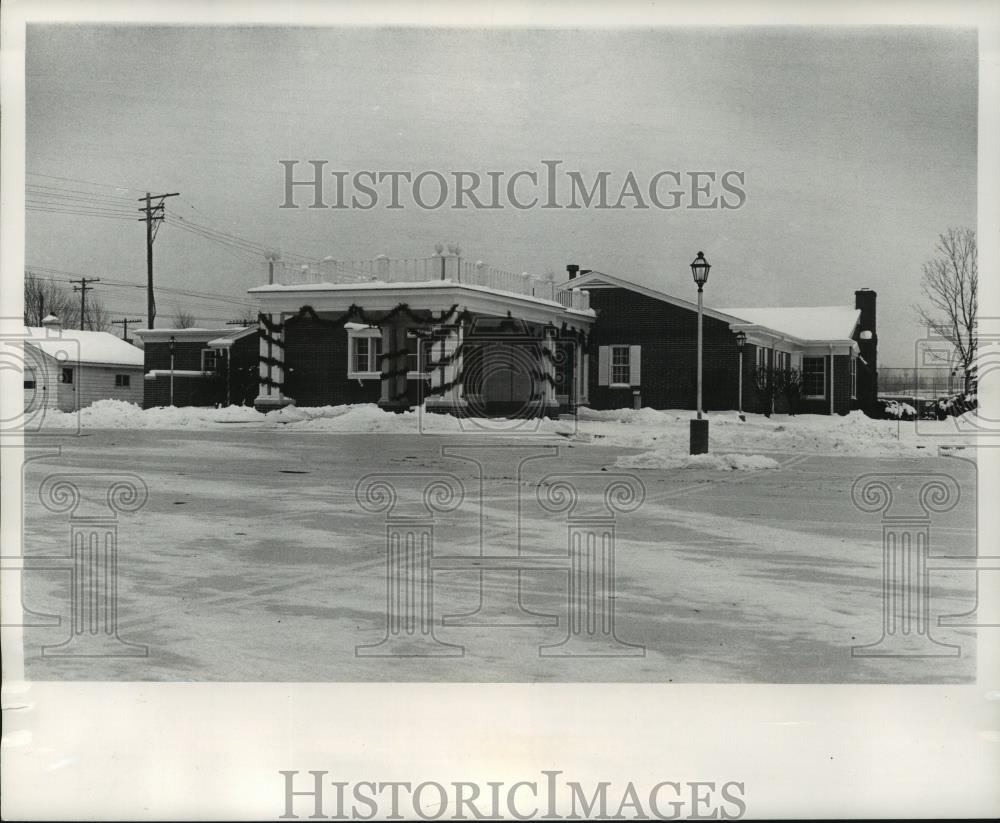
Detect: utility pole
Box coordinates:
(138, 191, 180, 328)
(112, 317, 143, 344)
(70, 277, 100, 330)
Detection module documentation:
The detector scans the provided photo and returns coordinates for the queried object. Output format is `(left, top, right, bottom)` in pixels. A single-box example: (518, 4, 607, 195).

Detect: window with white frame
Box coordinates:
(611, 345, 631, 385)
(347, 329, 382, 378)
(802, 356, 826, 397)
(405, 331, 430, 378)
(756, 346, 767, 369)
(201, 349, 219, 372)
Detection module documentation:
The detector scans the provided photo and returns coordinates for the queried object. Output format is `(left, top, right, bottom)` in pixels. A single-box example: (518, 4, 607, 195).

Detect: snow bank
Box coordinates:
(572, 407, 958, 457)
(41, 399, 265, 430)
(35, 400, 974, 458)
(616, 450, 780, 471)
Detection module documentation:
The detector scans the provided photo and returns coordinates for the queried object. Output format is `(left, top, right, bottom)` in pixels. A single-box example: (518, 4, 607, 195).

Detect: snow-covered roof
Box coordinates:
(133, 327, 242, 343)
(25, 327, 144, 368)
(565, 270, 753, 325)
(719, 306, 860, 341)
(206, 326, 256, 349)
(568, 270, 860, 343)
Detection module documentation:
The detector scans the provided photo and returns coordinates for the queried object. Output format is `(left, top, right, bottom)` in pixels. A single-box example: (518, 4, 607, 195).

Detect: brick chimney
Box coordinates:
(854, 289, 878, 411)
(566, 264, 580, 280)
(855, 288, 876, 335)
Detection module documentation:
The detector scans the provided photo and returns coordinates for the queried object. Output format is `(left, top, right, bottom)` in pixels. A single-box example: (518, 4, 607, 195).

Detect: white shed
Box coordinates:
(23, 315, 145, 412)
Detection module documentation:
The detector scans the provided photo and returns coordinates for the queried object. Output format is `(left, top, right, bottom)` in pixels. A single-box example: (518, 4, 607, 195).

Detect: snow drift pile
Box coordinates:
(34, 399, 978, 459)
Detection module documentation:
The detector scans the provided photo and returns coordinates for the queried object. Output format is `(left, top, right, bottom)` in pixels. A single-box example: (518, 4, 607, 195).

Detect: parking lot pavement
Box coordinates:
(17, 429, 978, 682)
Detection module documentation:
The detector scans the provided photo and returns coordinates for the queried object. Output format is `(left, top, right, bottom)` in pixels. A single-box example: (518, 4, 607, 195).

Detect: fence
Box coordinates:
(262, 254, 590, 311)
(879, 367, 960, 399)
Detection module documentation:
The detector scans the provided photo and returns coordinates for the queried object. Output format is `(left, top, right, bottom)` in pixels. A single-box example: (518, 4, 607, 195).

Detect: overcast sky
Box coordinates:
(26, 25, 977, 363)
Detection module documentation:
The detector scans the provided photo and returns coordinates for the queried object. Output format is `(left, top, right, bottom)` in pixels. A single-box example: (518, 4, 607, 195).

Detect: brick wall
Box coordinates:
(587, 288, 741, 411)
(283, 316, 381, 406)
(145, 373, 224, 408)
(142, 336, 259, 408)
(797, 354, 853, 415)
(144, 339, 213, 372)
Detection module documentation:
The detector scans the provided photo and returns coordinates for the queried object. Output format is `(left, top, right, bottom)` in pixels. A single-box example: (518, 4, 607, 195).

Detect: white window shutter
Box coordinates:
(347, 333, 355, 374)
(598, 346, 610, 386)
(629, 345, 641, 386)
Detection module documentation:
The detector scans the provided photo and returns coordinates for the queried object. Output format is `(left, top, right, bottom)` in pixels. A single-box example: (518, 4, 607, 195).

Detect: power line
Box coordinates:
(163, 218, 266, 263)
(164, 212, 287, 256)
(27, 199, 136, 212)
(26, 184, 136, 204)
(26, 171, 145, 193)
(27, 267, 261, 309)
(164, 208, 314, 262)
(26, 206, 138, 221)
(27, 196, 136, 212)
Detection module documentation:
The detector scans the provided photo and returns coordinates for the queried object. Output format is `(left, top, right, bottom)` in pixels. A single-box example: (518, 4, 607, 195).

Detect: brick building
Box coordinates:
(249, 251, 877, 418)
(133, 326, 259, 408)
(251, 253, 593, 418)
(574, 269, 876, 416)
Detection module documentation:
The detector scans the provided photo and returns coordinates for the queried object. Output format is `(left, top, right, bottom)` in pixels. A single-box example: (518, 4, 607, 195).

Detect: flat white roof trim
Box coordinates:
(249, 279, 594, 315)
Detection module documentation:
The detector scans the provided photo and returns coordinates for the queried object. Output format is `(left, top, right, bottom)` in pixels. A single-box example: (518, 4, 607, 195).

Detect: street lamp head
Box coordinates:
(735, 330, 747, 351)
(690, 251, 710, 288)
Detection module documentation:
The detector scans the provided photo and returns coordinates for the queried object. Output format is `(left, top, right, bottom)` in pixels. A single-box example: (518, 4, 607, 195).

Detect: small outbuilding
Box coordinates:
(22, 315, 145, 412)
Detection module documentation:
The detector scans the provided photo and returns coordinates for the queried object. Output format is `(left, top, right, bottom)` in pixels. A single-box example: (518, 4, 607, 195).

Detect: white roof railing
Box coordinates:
(262, 252, 589, 311)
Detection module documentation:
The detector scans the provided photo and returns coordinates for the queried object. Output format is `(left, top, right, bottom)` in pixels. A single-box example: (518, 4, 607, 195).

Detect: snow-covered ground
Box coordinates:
(19, 427, 977, 683)
(34, 398, 978, 459)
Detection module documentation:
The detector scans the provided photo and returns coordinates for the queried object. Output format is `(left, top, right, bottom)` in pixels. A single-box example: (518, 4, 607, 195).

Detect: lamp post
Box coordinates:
(168, 335, 176, 407)
(735, 330, 747, 421)
(689, 251, 711, 454)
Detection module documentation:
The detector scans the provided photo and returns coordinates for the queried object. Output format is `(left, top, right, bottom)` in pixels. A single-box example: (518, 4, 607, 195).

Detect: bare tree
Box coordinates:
(81, 295, 111, 332)
(25, 271, 112, 331)
(173, 307, 197, 328)
(24, 271, 79, 326)
(916, 228, 978, 392)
